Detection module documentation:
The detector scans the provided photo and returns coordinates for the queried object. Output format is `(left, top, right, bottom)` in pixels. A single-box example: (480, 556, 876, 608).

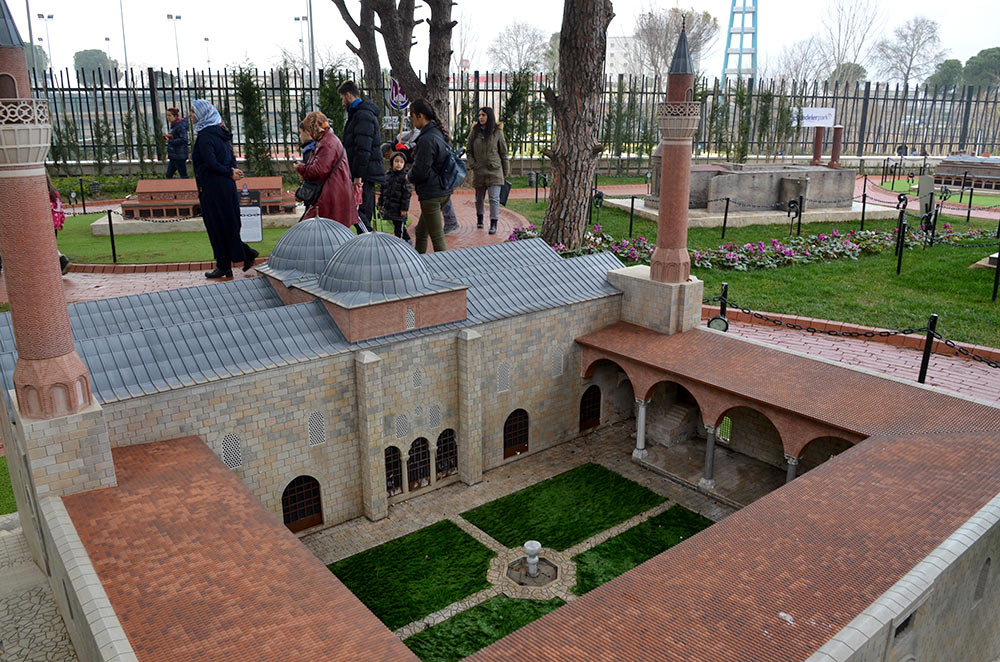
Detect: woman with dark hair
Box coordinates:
(190, 99, 258, 278)
(295, 111, 358, 230)
(163, 107, 189, 179)
(407, 99, 453, 253)
(466, 106, 509, 234)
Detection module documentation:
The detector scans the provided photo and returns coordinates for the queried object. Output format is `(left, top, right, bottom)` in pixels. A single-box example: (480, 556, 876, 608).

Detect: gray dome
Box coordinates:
(319, 231, 435, 297)
(265, 217, 356, 278)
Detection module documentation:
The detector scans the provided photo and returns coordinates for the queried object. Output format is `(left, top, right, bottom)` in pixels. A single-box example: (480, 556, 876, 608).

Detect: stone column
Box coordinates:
(632, 398, 650, 460)
(828, 125, 844, 168)
(784, 454, 799, 483)
(810, 127, 825, 166)
(456, 329, 483, 486)
(0, 48, 93, 420)
(355, 350, 387, 521)
(699, 425, 716, 490)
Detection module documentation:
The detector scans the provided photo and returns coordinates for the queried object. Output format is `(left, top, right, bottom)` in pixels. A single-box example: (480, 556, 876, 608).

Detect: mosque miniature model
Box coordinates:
(1, 8, 1000, 661)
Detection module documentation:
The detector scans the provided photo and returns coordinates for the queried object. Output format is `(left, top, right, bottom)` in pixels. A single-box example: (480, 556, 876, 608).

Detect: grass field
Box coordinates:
(328, 520, 495, 631)
(882, 178, 1000, 208)
(0, 457, 15, 515)
(403, 596, 564, 662)
(461, 463, 665, 552)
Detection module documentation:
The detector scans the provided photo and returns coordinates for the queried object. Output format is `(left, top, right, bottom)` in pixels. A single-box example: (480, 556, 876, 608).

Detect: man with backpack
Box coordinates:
(339, 80, 385, 232)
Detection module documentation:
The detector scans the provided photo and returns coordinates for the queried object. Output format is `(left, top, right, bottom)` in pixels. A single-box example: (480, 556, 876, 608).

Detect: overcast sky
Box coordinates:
(9, 0, 1000, 81)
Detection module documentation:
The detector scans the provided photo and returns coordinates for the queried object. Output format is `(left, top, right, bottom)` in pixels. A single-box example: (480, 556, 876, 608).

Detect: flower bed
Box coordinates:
(508, 223, 992, 272)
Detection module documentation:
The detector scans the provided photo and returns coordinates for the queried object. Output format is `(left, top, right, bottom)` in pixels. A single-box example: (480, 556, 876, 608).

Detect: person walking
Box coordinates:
(338, 80, 384, 233)
(466, 106, 509, 235)
(378, 152, 412, 243)
(295, 111, 358, 229)
(190, 99, 258, 279)
(407, 99, 453, 254)
(163, 107, 189, 179)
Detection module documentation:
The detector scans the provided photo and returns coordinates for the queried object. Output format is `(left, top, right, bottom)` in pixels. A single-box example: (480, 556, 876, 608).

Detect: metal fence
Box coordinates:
(32, 67, 1000, 175)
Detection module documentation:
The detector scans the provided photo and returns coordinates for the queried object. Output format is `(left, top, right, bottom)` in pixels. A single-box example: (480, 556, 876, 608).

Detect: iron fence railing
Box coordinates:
(32, 67, 1000, 175)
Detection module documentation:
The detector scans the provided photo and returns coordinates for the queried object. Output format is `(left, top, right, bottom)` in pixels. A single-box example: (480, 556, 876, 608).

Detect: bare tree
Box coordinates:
(631, 7, 718, 80)
(818, 0, 883, 74)
(275, 47, 357, 73)
(451, 13, 478, 72)
(487, 22, 548, 73)
(374, 0, 456, 132)
(543, 32, 560, 74)
(873, 17, 946, 88)
(330, 0, 382, 95)
(770, 37, 827, 83)
(540, 0, 615, 249)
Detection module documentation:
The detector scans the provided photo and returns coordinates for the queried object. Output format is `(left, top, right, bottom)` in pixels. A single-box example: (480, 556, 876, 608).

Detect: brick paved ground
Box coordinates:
(857, 175, 1000, 221)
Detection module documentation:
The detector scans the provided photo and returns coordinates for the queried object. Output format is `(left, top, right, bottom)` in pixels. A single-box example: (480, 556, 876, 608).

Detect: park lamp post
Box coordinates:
(36, 13, 53, 70)
(294, 16, 307, 68)
(204, 37, 211, 69)
(167, 14, 182, 74)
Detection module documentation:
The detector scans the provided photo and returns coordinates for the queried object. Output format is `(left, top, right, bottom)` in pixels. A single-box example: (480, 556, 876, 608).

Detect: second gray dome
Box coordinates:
(318, 231, 436, 298)
(264, 217, 356, 279)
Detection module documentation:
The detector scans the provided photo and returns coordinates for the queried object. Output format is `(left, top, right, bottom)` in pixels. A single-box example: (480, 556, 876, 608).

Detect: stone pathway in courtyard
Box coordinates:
(0, 514, 78, 662)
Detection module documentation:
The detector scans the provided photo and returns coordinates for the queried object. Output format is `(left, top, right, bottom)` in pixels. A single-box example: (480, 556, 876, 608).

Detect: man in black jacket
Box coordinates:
(339, 81, 385, 232)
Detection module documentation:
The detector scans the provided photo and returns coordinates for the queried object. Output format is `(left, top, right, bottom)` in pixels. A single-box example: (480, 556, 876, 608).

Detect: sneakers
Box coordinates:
(443, 222, 460, 235)
(59, 255, 70, 275)
(243, 247, 260, 272)
(205, 268, 233, 279)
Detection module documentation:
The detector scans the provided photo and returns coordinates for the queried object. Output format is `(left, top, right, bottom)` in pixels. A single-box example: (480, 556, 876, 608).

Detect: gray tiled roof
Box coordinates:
(0, 277, 282, 353)
(0, 241, 624, 407)
(0, 0, 23, 50)
(256, 217, 356, 283)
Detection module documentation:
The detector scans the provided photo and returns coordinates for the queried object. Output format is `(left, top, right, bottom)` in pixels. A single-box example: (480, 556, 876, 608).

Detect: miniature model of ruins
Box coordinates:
(934, 153, 1000, 190)
(2, 13, 1000, 662)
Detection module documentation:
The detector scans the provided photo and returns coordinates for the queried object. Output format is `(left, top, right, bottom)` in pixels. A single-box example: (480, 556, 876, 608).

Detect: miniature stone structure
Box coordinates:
(524, 540, 541, 577)
(120, 176, 296, 219)
(934, 154, 1000, 190)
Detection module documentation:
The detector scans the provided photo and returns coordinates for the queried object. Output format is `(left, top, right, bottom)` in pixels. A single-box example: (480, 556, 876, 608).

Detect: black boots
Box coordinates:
(488, 219, 498, 235)
(205, 268, 233, 279)
(243, 247, 259, 272)
(477, 214, 484, 229)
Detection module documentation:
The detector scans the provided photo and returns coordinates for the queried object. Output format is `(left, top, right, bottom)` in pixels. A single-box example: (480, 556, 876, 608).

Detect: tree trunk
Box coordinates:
(375, 0, 455, 134)
(332, 0, 382, 94)
(541, 0, 615, 249)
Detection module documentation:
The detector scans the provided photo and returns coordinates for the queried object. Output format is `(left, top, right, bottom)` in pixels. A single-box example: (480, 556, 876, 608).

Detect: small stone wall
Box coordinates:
(720, 407, 785, 469)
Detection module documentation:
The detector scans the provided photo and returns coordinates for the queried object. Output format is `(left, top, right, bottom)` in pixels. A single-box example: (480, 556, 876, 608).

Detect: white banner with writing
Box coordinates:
(798, 107, 836, 127)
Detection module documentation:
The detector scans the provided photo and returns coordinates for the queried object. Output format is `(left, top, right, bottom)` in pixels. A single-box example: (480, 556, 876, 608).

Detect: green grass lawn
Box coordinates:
(0, 457, 15, 515)
(404, 596, 564, 662)
(56, 212, 288, 265)
(504, 175, 646, 190)
(572, 505, 713, 596)
(461, 463, 665, 552)
(328, 520, 495, 631)
(882, 178, 1000, 208)
(506, 199, 1000, 348)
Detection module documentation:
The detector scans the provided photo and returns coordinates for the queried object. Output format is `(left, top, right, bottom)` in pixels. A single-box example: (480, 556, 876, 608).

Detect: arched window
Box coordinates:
(975, 557, 991, 603)
(579, 385, 601, 432)
(503, 409, 529, 459)
(281, 476, 323, 533)
(385, 447, 403, 497)
(436, 429, 458, 478)
(221, 433, 242, 469)
(308, 412, 326, 446)
(407, 438, 431, 491)
(0, 74, 16, 98)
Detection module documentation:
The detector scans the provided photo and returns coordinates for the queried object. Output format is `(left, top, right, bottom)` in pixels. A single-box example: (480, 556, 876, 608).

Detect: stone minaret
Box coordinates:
(649, 25, 699, 283)
(0, 2, 93, 419)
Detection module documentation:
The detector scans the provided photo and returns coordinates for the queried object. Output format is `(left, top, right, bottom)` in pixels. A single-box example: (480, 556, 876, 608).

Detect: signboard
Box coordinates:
(388, 78, 410, 111)
(383, 115, 401, 130)
(238, 184, 263, 243)
(797, 107, 836, 127)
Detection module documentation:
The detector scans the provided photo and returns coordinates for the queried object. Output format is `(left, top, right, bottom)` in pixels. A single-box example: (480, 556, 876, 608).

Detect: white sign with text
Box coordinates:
(798, 107, 836, 127)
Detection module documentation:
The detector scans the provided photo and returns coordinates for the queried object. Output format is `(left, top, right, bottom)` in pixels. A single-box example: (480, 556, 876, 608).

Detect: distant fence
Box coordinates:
(31, 67, 1000, 175)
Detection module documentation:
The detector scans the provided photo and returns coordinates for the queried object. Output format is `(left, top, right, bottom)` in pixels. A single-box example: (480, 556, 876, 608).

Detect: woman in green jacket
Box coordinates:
(465, 106, 509, 234)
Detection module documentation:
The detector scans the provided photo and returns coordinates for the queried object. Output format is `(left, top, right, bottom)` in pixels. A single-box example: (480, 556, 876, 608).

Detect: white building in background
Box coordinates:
(605, 35, 642, 77)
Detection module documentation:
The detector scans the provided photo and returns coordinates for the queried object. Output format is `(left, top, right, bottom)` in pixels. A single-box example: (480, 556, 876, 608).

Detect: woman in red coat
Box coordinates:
(295, 112, 359, 230)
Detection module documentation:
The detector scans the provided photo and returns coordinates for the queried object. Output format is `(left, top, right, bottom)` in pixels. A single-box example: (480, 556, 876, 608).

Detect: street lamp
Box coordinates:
(166, 14, 182, 73)
(104, 36, 111, 60)
(204, 37, 211, 70)
(294, 16, 307, 68)
(36, 14, 54, 70)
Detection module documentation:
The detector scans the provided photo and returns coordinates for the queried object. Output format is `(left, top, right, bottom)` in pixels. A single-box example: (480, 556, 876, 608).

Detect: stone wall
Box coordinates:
(706, 167, 855, 213)
(719, 407, 785, 469)
(799, 436, 854, 474)
(646, 382, 700, 447)
(810, 492, 1000, 662)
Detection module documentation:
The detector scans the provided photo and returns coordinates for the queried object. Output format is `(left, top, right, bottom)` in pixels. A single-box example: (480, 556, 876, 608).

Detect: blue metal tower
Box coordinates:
(721, 0, 758, 81)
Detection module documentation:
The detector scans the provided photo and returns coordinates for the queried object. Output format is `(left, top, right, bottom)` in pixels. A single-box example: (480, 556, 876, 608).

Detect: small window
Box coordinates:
(550, 350, 564, 377)
(405, 308, 416, 329)
(975, 557, 991, 603)
(436, 429, 458, 478)
(497, 362, 511, 393)
(385, 447, 403, 497)
(503, 409, 529, 459)
(282, 475, 323, 533)
(429, 404, 442, 429)
(221, 433, 242, 469)
(308, 412, 326, 446)
(894, 614, 913, 638)
(412, 368, 424, 389)
(407, 438, 431, 491)
(717, 416, 732, 442)
(394, 414, 409, 439)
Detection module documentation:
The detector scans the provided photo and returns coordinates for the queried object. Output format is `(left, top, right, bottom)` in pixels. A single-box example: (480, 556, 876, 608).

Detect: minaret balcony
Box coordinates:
(0, 98, 51, 167)
(657, 101, 700, 141)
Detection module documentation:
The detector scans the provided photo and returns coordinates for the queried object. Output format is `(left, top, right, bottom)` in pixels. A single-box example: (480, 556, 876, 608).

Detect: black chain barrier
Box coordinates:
(930, 332, 1000, 369)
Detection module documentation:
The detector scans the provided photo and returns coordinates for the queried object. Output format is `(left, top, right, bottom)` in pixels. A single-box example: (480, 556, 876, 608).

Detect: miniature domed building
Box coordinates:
(256, 216, 355, 283)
